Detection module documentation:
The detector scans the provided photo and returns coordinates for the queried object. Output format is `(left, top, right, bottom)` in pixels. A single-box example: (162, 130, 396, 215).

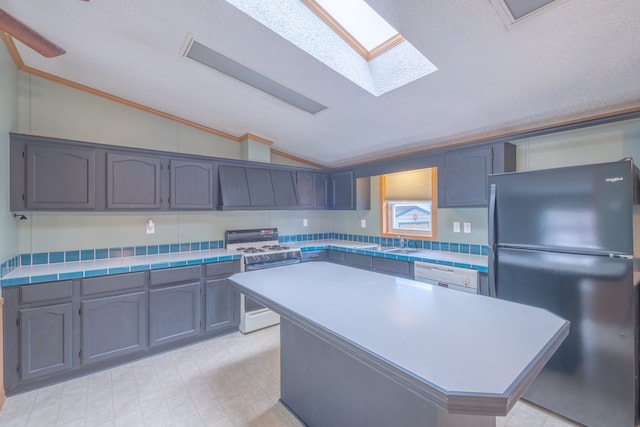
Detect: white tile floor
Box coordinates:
(0, 325, 579, 427)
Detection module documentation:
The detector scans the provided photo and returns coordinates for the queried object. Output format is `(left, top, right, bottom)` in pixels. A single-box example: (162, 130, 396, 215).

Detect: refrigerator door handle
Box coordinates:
(488, 184, 497, 297)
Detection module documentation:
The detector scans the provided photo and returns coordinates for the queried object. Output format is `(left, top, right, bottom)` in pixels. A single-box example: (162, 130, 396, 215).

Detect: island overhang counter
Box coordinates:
(228, 262, 568, 427)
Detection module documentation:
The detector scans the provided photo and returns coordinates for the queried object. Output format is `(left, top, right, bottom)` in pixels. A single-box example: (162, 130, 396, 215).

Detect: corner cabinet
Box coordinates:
(440, 143, 516, 207)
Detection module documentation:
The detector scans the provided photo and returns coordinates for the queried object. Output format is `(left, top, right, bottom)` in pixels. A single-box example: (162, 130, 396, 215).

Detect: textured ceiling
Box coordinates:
(1, 0, 639, 167)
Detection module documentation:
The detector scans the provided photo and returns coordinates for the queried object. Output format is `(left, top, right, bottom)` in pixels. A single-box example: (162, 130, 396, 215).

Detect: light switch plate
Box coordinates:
(146, 219, 155, 234)
(453, 222, 461, 233)
(361, 219, 366, 228)
(463, 222, 471, 233)
(303, 218, 308, 227)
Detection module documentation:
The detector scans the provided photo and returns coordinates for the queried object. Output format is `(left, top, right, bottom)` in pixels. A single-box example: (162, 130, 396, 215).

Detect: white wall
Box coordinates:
(0, 44, 19, 284)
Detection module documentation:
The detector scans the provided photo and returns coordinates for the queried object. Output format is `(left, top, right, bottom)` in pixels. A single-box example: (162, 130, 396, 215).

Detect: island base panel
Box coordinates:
(280, 318, 496, 427)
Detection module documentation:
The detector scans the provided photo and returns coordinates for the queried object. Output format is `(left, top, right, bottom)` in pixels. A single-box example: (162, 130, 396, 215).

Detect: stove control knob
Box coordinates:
(263, 255, 270, 262)
(463, 277, 470, 285)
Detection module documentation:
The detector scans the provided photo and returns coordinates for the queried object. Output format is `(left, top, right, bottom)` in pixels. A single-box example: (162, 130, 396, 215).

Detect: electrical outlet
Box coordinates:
(146, 219, 155, 234)
(453, 222, 460, 233)
(463, 222, 471, 233)
(361, 219, 366, 228)
(303, 218, 308, 227)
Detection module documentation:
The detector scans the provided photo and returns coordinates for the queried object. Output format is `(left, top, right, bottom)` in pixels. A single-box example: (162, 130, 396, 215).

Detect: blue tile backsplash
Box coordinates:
(0, 235, 488, 281)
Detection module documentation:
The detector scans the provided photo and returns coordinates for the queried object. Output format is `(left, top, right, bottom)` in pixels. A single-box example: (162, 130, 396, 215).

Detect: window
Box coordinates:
(302, 0, 404, 60)
(381, 168, 437, 239)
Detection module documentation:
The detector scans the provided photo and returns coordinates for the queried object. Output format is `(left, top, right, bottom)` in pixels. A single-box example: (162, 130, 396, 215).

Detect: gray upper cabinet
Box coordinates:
(218, 164, 251, 208)
(219, 164, 301, 210)
(19, 303, 74, 381)
(314, 173, 330, 209)
(106, 152, 162, 209)
(331, 171, 354, 210)
(24, 144, 96, 210)
(169, 159, 215, 210)
(441, 143, 516, 207)
(246, 167, 276, 207)
(271, 169, 299, 208)
(296, 172, 330, 209)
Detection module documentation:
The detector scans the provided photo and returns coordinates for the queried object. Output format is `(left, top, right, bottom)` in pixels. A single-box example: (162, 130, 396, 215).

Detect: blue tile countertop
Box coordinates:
(1, 249, 241, 287)
(293, 240, 488, 273)
(0, 240, 487, 288)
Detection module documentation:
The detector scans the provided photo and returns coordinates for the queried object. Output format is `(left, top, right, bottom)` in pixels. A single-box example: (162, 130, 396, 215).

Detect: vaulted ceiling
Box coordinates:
(1, 0, 639, 168)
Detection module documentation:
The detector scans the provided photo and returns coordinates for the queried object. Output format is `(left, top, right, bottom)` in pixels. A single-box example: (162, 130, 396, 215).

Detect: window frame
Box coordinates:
(380, 168, 438, 241)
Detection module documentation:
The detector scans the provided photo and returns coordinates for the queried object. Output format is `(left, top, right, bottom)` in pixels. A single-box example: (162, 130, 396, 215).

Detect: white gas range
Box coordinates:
(225, 228, 302, 333)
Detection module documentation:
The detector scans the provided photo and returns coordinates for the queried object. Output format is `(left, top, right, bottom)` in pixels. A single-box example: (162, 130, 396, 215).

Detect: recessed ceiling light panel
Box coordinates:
(185, 39, 326, 114)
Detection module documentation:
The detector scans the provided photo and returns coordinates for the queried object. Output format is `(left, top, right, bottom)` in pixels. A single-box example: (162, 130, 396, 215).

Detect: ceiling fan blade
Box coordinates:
(0, 9, 65, 58)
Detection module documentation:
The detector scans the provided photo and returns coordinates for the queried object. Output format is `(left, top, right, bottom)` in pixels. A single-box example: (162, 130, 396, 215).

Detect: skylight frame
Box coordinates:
(301, 0, 404, 61)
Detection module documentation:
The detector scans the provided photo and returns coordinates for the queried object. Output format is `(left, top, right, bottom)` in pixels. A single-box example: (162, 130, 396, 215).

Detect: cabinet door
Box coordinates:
(443, 146, 493, 207)
(272, 170, 299, 208)
(81, 292, 147, 364)
(25, 144, 96, 210)
(170, 159, 215, 209)
(246, 168, 276, 207)
(218, 165, 250, 208)
(205, 278, 239, 332)
(19, 303, 73, 381)
(149, 282, 201, 347)
(314, 174, 329, 209)
(372, 257, 412, 279)
(296, 172, 314, 208)
(106, 153, 162, 209)
(331, 171, 354, 210)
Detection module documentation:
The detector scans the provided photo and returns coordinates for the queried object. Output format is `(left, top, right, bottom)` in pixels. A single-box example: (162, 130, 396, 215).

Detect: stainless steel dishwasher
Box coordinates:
(413, 261, 479, 294)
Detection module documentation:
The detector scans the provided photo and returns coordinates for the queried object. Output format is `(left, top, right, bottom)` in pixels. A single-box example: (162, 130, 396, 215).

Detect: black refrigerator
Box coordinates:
(488, 159, 639, 427)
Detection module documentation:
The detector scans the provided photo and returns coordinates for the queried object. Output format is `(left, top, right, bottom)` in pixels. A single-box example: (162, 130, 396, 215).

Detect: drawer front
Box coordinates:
(20, 280, 73, 304)
(150, 265, 201, 286)
(81, 271, 146, 296)
(204, 261, 237, 278)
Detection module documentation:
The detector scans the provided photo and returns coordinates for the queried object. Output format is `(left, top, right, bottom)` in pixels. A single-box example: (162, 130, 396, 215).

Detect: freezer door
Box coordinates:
(489, 160, 636, 254)
(495, 248, 637, 427)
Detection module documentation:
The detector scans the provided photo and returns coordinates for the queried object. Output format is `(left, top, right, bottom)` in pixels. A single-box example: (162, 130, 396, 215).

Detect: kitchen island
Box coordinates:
(228, 262, 569, 427)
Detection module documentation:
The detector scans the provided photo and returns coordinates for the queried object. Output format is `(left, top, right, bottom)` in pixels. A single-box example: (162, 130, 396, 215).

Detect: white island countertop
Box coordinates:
(229, 261, 568, 416)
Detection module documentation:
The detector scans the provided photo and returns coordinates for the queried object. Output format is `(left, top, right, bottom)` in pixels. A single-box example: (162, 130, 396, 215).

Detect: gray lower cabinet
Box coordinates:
(81, 291, 147, 365)
(204, 260, 240, 333)
(205, 278, 238, 332)
(150, 283, 201, 347)
(3, 261, 241, 394)
(327, 250, 412, 279)
(301, 250, 327, 262)
(372, 257, 413, 279)
(19, 303, 74, 381)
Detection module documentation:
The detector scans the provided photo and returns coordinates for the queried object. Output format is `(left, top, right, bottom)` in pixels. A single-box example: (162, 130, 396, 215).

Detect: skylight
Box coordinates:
(303, 0, 403, 60)
(225, 0, 437, 96)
